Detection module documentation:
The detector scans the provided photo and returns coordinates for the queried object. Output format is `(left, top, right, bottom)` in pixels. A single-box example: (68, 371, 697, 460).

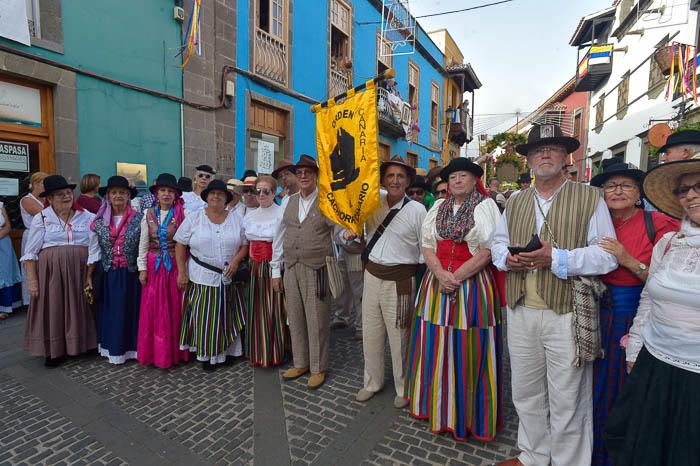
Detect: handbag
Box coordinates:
(535, 198, 606, 366)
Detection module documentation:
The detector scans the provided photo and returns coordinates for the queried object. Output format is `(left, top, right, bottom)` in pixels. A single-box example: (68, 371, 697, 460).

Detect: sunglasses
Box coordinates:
(197, 173, 212, 179)
(435, 189, 448, 196)
(672, 182, 700, 198)
(255, 188, 273, 196)
(407, 189, 424, 196)
(242, 187, 255, 194)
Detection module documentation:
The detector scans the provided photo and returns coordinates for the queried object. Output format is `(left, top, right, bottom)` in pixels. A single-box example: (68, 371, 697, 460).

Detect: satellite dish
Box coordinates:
(648, 123, 672, 147)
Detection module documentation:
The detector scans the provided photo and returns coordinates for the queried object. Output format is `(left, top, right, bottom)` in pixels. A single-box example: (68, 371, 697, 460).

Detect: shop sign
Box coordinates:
(0, 177, 19, 196)
(0, 80, 42, 127)
(0, 141, 30, 172)
(257, 140, 274, 175)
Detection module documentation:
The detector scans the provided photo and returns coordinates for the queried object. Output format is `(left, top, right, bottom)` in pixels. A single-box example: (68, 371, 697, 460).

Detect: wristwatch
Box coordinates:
(633, 262, 648, 276)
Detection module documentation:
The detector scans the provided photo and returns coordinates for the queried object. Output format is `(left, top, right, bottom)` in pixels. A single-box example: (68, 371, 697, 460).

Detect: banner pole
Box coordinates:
(311, 68, 396, 113)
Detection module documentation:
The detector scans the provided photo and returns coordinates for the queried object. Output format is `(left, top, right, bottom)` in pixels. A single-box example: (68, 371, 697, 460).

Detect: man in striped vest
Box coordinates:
(492, 125, 617, 466)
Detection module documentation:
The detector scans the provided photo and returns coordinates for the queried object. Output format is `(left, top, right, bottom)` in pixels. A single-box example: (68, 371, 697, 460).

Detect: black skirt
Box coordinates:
(604, 346, 700, 466)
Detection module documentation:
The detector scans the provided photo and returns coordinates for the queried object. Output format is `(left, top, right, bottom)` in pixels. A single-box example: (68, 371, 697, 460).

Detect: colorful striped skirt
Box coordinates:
(179, 281, 245, 364)
(405, 267, 503, 441)
(245, 258, 289, 367)
(593, 284, 643, 466)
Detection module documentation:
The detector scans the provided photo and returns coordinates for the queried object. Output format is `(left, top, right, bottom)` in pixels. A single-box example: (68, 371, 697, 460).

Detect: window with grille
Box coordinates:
(329, 0, 352, 97)
(595, 97, 605, 128)
(648, 55, 665, 91)
(617, 72, 630, 115)
(377, 32, 392, 73)
(408, 62, 419, 123)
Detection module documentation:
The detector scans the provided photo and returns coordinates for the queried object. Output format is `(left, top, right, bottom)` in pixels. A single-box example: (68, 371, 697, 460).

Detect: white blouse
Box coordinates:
(182, 191, 207, 213)
(173, 209, 248, 287)
(627, 221, 700, 373)
(21, 207, 96, 261)
(242, 203, 283, 242)
(422, 198, 501, 254)
(20, 193, 43, 228)
(136, 210, 175, 271)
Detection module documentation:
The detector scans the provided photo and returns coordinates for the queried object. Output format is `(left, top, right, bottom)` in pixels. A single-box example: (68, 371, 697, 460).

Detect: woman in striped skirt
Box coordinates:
(242, 175, 288, 367)
(174, 179, 249, 371)
(404, 158, 503, 441)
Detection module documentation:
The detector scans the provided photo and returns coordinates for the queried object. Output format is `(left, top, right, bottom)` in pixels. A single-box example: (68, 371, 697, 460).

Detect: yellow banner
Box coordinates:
(315, 81, 380, 234)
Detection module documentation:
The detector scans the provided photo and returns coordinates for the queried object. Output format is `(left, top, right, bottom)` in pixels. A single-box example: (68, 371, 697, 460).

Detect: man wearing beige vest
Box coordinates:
(491, 125, 617, 466)
(271, 155, 337, 390)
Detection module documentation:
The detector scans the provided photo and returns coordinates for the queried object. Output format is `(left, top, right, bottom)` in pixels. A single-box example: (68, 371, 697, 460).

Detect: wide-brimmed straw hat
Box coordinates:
(200, 179, 233, 204)
(149, 173, 182, 195)
(226, 178, 244, 193)
(379, 155, 416, 182)
(515, 124, 580, 156)
(98, 176, 138, 199)
(643, 154, 700, 219)
(39, 175, 76, 197)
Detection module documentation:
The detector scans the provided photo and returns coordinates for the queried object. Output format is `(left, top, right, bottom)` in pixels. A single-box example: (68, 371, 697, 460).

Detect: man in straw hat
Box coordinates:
(491, 124, 618, 466)
(225, 178, 245, 217)
(182, 164, 216, 212)
(271, 155, 339, 390)
(240, 171, 259, 216)
(346, 155, 426, 409)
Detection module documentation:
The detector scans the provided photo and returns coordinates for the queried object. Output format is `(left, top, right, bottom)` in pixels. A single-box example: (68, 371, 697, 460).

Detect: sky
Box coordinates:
(409, 0, 613, 155)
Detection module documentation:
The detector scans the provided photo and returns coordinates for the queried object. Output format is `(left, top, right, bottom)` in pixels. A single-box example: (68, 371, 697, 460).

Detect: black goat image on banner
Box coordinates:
(330, 127, 360, 191)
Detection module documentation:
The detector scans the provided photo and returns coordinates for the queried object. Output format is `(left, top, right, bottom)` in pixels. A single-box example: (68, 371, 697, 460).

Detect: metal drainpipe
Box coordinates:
(180, 103, 185, 177)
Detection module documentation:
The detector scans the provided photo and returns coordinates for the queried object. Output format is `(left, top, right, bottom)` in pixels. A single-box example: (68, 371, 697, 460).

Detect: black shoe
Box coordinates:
(201, 361, 216, 371)
(44, 357, 62, 368)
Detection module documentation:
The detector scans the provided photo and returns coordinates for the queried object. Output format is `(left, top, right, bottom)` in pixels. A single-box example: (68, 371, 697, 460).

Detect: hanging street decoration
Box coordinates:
(178, 0, 202, 69)
(665, 42, 697, 102)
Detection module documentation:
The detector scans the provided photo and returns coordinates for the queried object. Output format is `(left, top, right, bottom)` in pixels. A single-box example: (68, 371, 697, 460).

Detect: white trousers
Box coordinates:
(507, 305, 593, 466)
(361, 271, 410, 396)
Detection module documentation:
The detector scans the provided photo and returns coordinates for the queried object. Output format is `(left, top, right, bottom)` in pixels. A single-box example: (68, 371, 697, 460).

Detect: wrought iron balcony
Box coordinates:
(448, 106, 473, 146)
(575, 44, 613, 92)
(254, 28, 288, 86)
(329, 68, 351, 98)
(377, 87, 408, 139)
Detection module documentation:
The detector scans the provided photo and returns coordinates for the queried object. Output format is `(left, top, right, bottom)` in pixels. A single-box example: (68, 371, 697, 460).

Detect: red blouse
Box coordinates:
(602, 209, 679, 286)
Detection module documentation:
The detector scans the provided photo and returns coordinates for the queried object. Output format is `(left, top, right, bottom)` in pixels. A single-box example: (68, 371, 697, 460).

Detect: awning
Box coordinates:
(569, 6, 616, 47)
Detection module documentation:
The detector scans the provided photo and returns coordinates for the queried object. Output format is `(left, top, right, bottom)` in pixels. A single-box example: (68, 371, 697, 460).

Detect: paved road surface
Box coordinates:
(0, 311, 519, 465)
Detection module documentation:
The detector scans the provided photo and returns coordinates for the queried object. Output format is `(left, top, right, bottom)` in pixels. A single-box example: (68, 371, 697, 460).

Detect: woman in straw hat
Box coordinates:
(136, 173, 188, 368)
(604, 155, 700, 465)
(588, 160, 679, 466)
(22, 175, 97, 366)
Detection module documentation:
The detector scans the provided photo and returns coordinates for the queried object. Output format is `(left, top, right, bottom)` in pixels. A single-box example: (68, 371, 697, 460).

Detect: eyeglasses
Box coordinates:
(407, 189, 424, 196)
(673, 182, 700, 198)
(602, 182, 637, 193)
(296, 168, 314, 177)
(256, 188, 273, 196)
(435, 189, 448, 196)
(528, 146, 566, 156)
(197, 173, 212, 179)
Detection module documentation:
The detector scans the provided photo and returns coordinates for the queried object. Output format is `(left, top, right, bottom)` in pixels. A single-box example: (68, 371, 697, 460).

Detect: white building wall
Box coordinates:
(587, 1, 698, 166)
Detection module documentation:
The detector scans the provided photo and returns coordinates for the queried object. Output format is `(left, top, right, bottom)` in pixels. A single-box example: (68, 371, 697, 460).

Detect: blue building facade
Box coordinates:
(234, 0, 452, 176)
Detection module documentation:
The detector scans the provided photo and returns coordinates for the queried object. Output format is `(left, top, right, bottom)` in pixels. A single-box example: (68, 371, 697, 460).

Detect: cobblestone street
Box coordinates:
(0, 312, 519, 465)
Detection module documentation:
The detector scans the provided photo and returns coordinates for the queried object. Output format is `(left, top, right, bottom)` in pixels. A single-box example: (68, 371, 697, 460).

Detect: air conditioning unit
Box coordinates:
(174, 6, 185, 22)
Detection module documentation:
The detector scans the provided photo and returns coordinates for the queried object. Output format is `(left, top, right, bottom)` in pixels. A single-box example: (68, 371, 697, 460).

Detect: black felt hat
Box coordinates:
(656, 129, 700, 154)
(98, 176, 138, 199)
(178, 177, 193, 192)
(515, 124, 580, 156)
(200, 179, 233, 204)
(39, 175, 76, 197)
(440, 157, 484, 182)
(409, 175, 431, 191)
(149, 173, 182, 195)
(589, 161, 645, 188)
(195, 164, 216, 175)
